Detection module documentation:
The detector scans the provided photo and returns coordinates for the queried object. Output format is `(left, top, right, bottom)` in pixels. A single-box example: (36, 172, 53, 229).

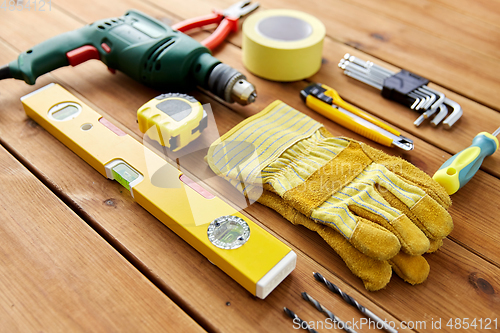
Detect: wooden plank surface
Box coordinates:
(1, 0, 500, 332)
(0, 144, 203, 332)
(433, 0, 500, 27)
(344, 0, 500, 60)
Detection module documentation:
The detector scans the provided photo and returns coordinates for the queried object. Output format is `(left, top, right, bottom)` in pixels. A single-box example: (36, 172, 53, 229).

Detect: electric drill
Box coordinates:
(0, 10, 257, 105)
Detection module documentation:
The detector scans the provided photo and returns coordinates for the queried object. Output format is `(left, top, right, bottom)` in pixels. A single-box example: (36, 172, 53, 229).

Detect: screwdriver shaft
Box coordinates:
(492, 126, 500, 137)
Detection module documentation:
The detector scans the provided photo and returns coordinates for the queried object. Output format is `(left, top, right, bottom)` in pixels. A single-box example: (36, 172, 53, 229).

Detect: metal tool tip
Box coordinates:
(248, 92, 257, 104)
(344, 53, 350, 59)
(301, 292, 309, 300)
(283, 307, 294, 318)
(393, 138, 414, 151)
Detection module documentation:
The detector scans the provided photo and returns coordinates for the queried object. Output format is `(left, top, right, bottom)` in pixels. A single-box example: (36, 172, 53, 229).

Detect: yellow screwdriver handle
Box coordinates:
(433, 132, 499, 195)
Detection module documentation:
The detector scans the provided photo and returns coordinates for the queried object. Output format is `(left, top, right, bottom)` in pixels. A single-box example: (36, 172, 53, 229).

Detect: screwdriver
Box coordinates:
(433, 127, 500, 195)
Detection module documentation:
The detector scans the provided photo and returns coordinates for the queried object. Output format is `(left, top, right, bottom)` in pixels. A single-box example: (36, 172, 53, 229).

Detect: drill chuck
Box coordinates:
(207, 63, 257, 105)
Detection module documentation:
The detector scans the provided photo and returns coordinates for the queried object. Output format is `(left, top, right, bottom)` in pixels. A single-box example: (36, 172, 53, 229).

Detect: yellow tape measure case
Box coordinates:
(137, 93, 208, 151)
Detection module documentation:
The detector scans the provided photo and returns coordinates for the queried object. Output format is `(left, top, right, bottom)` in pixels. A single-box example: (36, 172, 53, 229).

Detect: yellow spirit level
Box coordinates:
(21, 83, 296, 299)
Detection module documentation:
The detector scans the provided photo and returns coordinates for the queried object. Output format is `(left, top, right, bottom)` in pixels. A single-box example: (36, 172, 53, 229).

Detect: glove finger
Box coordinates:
(360, 142, 451, 209)
(358, 163, 453, 240)
(313, 199, 400, 261)
(388, 252, 430, 285)
(258, 189, 392, 291)
(349, 217, 400, 261)
(375, 184, 453, 240)
(428, 238, 443, 253)
(316, 226, 392, 291)
(340, 185, 430, 256)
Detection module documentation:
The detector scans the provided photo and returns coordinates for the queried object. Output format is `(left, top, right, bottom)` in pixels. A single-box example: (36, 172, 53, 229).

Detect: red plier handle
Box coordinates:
(172, 1, 259, 51)
(172, 12, 224, 34)
(172, 12, 238, 51)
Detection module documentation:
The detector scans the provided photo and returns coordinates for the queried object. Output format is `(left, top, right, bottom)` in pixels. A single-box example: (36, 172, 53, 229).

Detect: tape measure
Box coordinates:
(20, 83, 296, 299)
(137, 93, 207, 151)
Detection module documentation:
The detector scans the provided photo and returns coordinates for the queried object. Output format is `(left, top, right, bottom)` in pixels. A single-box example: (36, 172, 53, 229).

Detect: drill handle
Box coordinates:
(8, 25, 96, 84)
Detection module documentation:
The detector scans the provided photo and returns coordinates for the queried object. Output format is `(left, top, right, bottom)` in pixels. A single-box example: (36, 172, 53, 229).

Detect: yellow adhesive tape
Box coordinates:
(242, 9, 325, 82)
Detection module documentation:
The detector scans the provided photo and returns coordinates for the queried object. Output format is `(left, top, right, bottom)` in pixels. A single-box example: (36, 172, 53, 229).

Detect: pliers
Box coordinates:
(172, 0, 259, 51)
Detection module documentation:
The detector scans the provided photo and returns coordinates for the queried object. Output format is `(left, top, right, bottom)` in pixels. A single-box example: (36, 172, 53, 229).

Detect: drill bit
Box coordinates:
(283, 307, 318, 333)
(301, 292, 357, 333)
(313, 272, 398, 333)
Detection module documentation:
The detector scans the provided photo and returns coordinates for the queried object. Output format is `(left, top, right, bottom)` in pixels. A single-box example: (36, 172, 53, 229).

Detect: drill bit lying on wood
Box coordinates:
(313, 272, 398, 333)
(301, 292, 357, 333)
(283, 307, 319, 333)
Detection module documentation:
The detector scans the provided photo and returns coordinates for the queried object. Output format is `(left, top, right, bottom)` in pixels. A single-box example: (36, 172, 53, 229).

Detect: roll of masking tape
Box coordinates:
(242, 9, 326, 82)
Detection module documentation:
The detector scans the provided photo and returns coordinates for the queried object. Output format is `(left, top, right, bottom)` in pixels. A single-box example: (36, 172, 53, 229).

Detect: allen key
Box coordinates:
(430, 104, 449, 127)
(339, 53, 462, 128)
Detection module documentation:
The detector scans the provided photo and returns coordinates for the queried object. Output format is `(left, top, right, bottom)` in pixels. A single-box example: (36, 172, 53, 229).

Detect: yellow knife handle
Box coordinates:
(321, 84, 401, 137)
(305, 95, 393, 147)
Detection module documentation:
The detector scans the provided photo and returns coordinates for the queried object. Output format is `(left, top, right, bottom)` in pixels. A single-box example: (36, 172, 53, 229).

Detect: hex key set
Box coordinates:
(339, 54, 462, 128)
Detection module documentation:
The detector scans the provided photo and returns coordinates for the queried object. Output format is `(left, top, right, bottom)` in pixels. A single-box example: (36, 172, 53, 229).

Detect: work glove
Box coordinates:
(206, 101, 453, 290)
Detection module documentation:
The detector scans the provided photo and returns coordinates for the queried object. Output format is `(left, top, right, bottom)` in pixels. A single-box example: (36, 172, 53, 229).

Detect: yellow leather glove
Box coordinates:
(207, 101, 453, 290)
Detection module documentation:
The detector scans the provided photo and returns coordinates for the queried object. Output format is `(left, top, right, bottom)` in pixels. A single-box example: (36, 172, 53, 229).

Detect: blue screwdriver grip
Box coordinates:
(433, 133, 499, 195)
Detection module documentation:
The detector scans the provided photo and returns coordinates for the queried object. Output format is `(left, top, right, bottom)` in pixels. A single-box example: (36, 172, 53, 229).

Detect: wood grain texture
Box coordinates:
(0, 146, 203, 332)
(433, 0, 500, 27)
(0, 9, 404, 333)
(344, 0, 500, 60)
(0, 1, 500, 332)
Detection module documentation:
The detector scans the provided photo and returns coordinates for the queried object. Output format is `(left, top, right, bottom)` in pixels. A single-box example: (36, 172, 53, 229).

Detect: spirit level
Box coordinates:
(21, 83, 296, 298)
